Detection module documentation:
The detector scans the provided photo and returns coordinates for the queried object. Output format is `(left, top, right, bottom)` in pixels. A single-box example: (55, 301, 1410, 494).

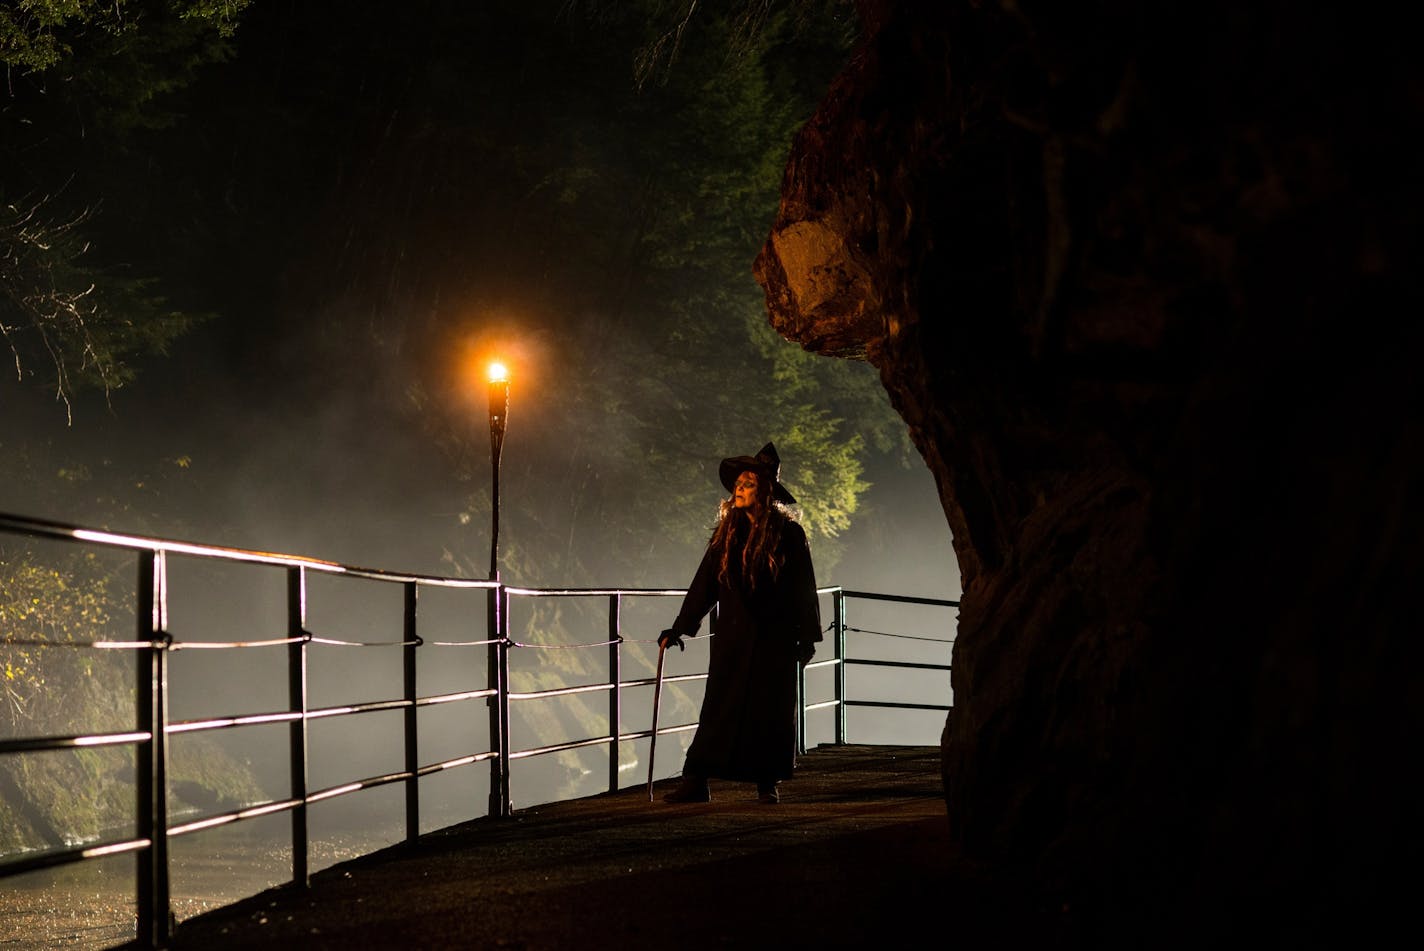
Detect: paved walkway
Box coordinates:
(156, 745, 1063, 950)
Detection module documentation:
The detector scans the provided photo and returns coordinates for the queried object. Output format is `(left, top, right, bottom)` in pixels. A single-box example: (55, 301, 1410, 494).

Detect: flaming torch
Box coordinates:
(487, 362, 509, 580)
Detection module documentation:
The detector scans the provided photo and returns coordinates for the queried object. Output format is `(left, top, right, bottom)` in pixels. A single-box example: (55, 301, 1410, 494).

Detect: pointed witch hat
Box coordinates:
(719, 442, 797, 505)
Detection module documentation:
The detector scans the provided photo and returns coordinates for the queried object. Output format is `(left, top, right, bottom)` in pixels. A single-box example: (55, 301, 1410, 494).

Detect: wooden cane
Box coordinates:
(647, 640, 667, 802)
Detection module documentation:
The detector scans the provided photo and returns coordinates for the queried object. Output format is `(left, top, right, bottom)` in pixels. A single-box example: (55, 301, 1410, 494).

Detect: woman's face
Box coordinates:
(733, 471, 760, 510)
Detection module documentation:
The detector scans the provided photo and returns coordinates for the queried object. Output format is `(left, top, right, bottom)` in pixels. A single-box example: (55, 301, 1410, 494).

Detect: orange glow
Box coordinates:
(487, 361, 509, 383)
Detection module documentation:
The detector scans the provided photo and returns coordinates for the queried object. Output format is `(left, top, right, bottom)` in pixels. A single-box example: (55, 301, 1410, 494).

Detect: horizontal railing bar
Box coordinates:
(844, 700, 952, 711)
(804, 657, 840, 671)
(512, 720, 700, 757)
(0, 730, 150, 754)
(0, 836, 151, 878)
(803, 699, 841, 712)
(169, 712, 300, 733)
(415, 751, 498, 776)
(839, 589, 960, 607)
(503, 723, 699, 762)
(504, 586, 686, 597)
(168, 690, 498, 736)
(79, 533, 347, 573)
(846, 629, 955, 644)
(0, 511, 497, 587)
(416, 688, 498, 706)
(307, 773, 405, 803)
(182, 695, 563, 737)
(307, 698, 410, 720)
(308, 636, 422, 648)
(168, 798, 303, 837)
(619, 672, 708, 690)
(502, 672, 709, 702)
(510, 682, 613, 701)
(170, 750, 501, 837)
(171, 635, 307, 650)
(845, 659, 952, 672)
(509, 638, 619, 650)
(649, 723, 698, 737)
(308, 754, 491, 804)
(509, 720, 705, 763)
(174, 701, 407, 733)
(510, 734, 613, 760)
(0, 638, 159, 650)
(424, 638, 503, 648)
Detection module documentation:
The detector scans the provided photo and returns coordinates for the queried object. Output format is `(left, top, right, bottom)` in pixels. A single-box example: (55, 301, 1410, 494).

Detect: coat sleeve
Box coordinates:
(782, 522, 822, 649)
(669, 542, 719, 638)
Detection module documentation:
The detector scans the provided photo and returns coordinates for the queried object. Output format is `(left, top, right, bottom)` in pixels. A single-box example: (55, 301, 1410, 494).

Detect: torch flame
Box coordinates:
(487, 361, 509, 383)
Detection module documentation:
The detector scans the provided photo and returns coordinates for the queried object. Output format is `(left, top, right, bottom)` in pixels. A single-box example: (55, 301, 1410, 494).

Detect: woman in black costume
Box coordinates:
(658, 443, 822, 804)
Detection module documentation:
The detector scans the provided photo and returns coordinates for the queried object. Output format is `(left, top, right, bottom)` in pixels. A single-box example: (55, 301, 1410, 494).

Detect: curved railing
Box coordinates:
(0, 511, 956, 948)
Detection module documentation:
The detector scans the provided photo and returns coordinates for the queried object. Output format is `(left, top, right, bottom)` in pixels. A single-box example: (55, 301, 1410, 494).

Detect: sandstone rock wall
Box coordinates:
(756, 1, 1420, 940)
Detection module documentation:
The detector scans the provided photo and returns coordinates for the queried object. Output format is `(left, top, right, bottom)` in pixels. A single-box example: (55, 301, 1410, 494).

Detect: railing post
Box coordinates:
(403, 581, 419, 842)
(287, 566, 309, 887)
(608, 593, 621, 795)
(487, 584, 511, 818)
(834, 589, 847, 746)
(135, 551, 171, 948)
(497, 586, 511, 815)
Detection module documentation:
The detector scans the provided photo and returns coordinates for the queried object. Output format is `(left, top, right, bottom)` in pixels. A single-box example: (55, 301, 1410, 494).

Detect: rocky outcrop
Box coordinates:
(756, 1, 1420, 942)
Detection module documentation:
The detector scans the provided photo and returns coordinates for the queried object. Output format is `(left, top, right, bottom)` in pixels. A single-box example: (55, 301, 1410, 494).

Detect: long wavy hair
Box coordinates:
(709, 477, 795, 590)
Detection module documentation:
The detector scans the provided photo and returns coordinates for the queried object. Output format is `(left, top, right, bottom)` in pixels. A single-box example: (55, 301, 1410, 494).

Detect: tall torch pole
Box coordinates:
(487, 363, 509, 580)
(486, 362, 510, 816)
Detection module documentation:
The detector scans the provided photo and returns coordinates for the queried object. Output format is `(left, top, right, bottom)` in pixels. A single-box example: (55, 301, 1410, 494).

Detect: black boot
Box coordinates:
(756, 781, 780, 804)
(663, 773, 710, 803)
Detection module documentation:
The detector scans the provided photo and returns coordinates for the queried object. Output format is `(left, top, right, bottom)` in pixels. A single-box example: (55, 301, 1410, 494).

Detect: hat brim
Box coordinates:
(719, 457, 797, 505)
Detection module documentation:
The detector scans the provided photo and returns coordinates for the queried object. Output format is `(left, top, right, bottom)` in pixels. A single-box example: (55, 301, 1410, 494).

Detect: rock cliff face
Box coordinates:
(756, 1, 1420, 940)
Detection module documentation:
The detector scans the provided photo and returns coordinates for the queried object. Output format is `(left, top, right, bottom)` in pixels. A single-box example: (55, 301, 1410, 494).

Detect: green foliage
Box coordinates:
(0, 545, 132, 851)
(1, 197, 204, 417)
(542, 1, 886, 578)
(0, 0, 248, 74)
(0, 552, 118, 732)
(0, 0, 102, 73)
(1, 0, 247, 415)
(0, 544, 263, 854)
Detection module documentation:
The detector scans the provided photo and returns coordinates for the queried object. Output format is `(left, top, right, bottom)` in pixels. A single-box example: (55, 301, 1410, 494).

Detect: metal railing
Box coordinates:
(0, 511, 956, 948)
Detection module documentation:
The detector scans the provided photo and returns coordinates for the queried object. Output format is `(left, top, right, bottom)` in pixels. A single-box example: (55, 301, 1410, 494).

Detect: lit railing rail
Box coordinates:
(0, 511, 957, 948)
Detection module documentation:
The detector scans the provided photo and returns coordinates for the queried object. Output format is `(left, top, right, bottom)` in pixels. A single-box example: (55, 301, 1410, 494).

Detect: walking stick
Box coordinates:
(647, 640, 667, 802)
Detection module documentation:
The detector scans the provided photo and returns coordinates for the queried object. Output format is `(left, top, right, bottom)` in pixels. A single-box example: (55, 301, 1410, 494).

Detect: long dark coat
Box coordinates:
(669, 513, 822, 783)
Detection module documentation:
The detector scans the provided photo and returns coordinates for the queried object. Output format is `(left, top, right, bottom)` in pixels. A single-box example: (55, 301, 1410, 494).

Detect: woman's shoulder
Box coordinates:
(777, 512, 807, 543)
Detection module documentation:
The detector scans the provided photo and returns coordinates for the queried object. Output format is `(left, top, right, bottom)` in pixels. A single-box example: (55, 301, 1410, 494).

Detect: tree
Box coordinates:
(1, 1, 247, 74)
(1, 0, 251, 417)
(346, 1, 898, 586)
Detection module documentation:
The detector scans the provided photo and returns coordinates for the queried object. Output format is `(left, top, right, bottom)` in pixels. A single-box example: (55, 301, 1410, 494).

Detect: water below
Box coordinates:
(0, 816, 403, 950)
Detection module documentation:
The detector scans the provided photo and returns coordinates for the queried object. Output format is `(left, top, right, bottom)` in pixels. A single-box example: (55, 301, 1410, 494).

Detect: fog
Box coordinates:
(0, 299, 959, 807)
